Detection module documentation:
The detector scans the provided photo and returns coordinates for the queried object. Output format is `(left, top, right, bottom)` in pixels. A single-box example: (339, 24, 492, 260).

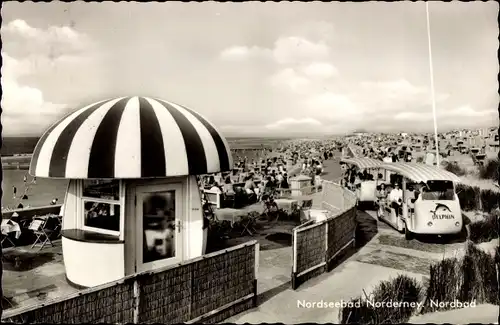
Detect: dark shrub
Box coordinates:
(443, 161, 467, 176)
(423, 241, 499, 313)
(371, 275, 422, 323)
(469, 211, 500, 243)
(339, 298, 377, 324)
(339, 275, 422, 324)
(423, 258, 461, 314)
(456, 184, 479, 211)
(480, 189, 500, 213)
(479, 159, 499, 181)
(461, 243, 499, 305)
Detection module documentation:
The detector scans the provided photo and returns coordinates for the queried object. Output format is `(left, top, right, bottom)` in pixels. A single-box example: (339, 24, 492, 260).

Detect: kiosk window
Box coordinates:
(83, 180, 119, 200)
(81, 180, 121, 235)
(83, 201, 120, 232)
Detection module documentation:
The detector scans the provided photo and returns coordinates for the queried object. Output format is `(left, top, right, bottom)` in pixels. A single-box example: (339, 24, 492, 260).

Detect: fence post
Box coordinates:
(324, 221, 329, 271)
(253, 243, 259, 307)
(133, 277, 140, 324)
(291, 228, 298, 290)
(341, 186, 345, 211)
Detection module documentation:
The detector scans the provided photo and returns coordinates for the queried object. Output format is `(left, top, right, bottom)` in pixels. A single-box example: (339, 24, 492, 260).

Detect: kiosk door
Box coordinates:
(136, 183, 184, 272)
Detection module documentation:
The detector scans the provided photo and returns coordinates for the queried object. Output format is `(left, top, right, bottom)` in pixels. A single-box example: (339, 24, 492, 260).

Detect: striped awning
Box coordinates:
(340, 157, 383, 170)
(380, 162, 462, 183)
(29, 97, 233, 179)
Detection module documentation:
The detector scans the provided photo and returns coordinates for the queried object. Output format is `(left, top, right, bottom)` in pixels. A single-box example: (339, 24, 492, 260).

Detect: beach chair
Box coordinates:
(298, 199, 314, 223)
(204, 190, 221, 209)
(301, 199, 313, 211)
(29, 216, 56, 250)
(222, 192, 235, 209)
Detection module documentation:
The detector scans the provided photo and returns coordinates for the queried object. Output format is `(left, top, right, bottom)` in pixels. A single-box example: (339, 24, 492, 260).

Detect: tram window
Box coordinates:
(421, 180, 455, 201)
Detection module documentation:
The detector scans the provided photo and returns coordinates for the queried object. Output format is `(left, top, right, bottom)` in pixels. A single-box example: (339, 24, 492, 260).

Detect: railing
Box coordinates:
(291, 181, 357, 289)
(2, 241, 259, 324)
(2, 204, 63, 220)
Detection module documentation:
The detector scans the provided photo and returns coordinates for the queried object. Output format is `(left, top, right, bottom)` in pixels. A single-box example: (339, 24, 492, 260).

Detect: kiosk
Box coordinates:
(29, 96, 233, 288)
(289, 175, 312, 196)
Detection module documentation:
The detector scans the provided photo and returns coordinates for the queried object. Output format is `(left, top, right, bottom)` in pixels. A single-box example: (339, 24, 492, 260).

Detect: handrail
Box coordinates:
(2, 204, 63, 216)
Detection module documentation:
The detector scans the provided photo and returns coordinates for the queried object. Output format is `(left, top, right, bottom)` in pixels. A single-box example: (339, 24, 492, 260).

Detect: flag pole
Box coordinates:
(426, 2, 440, 166)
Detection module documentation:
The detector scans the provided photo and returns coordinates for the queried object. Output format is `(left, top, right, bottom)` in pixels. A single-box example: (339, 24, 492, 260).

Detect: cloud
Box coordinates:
(268, 68, 312, 93)
(301, 62, 338, 79)
(1, 20, 97, 136)
(1, 52, 67, 135)
(272, 36, 330, 65)
(291, 21, 335, 42)
(394, 105, 496, 121)
(3, 19, 93, 58)
(265, 117, 322, 129)
(219, 45, 270, 61)
(354, 78, 451, 115)
(360, 79, 425, 96)
(220, 35, 331, 65)
(305, 92, 360, 120)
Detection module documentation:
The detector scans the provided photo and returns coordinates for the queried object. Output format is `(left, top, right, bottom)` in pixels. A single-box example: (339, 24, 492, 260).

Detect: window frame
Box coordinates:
(79, 179, 124, 237)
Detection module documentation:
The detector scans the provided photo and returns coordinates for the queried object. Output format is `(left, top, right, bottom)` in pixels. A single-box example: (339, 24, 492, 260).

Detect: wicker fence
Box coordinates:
(291, 181, 357, 289)
(2, 241, 259, 324)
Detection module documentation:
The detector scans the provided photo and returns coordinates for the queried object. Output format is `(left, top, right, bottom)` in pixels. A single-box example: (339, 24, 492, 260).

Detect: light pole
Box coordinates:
(426, 1, 440, 166)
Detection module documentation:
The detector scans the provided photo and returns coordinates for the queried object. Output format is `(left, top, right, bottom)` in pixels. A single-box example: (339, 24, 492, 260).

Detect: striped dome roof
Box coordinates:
(29, 97, 233, 179)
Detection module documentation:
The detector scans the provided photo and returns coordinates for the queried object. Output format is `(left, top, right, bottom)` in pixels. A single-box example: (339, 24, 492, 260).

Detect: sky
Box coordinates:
(1, 2, 498, 137)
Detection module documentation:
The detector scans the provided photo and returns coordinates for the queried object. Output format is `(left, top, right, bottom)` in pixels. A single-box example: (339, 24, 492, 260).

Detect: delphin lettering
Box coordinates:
(432, 214, 455, 220)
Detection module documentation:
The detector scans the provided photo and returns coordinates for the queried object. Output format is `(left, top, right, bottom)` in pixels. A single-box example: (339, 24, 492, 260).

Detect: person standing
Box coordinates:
(12, 186, 17, 199)
(388, 183, 403, 217)
(23, 174, 27, 184)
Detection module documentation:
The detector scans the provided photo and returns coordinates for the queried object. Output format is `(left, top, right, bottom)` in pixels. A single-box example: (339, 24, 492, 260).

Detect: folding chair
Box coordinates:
(262, 194, 280, 222)
(240, 212, 259, 236)
(202, 193, 217, 222)
(29, 217, 55, 250)
(53, 215, 63, 239)
(1, 233, 16, 248)
(1, 219, 17, 248)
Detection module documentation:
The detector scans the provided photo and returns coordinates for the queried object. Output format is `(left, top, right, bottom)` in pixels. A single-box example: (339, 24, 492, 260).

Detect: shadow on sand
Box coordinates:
(257, 281, 292, 305)
(265, 232, 292, 247)
(2, 251, 58, 272)
(355, 209, 379, 248)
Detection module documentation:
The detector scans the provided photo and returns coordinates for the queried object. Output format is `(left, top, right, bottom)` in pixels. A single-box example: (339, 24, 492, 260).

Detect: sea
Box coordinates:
(2, 170, 68, 210)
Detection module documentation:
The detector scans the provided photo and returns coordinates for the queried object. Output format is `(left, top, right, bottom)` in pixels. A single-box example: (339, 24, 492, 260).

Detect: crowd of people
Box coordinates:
(198, 140, 341, 209)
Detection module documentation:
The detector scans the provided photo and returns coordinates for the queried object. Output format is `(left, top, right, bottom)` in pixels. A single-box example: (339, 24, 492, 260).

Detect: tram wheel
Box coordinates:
(404, 223, 413, 240)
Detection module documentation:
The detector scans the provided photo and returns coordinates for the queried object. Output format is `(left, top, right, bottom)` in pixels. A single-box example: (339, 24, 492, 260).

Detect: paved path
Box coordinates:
(227, 210, 498, 323)
(226, 155, 499, 323)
